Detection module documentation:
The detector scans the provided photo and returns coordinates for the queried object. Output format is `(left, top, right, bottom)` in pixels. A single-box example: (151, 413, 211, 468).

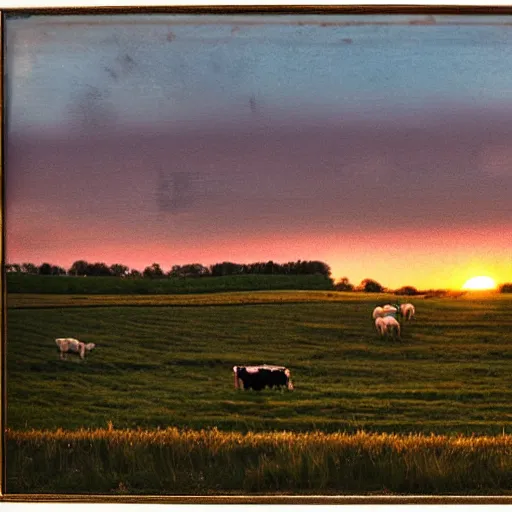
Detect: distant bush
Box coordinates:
(394, 286, 419, 296)
(168, 264, 210, 278)
(499, 283, 512, 293)
(334, 277, 354, 292)
(358, 279, 384, 293)
(142, 263, 165, 279)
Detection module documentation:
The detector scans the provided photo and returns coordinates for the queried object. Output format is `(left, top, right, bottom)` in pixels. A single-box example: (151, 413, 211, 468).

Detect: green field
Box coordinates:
(6, 272, 334, 294)
(6, 289, 512, 494)
(7, 290, 512, 434)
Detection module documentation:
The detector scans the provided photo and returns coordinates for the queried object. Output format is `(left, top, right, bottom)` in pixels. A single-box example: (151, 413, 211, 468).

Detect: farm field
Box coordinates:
(8, 428, 512, 495)
(6, 290, 512, 494)
(6, 272, 334, 295)
(7, 290, 512, 433)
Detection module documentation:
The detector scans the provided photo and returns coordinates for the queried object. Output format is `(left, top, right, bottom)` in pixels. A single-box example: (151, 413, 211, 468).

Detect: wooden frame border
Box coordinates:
(2, 5, 512, 503)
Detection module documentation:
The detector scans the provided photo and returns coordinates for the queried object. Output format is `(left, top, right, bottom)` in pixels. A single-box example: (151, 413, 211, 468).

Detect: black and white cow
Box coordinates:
(233, 365, 294, 391)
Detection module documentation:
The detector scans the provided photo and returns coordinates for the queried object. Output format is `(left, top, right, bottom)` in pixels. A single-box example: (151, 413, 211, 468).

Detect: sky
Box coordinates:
(5, 13, 512, 290)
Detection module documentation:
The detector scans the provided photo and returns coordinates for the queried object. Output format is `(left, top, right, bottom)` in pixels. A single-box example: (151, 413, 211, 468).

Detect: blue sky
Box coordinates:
(7, 14, 512, 133)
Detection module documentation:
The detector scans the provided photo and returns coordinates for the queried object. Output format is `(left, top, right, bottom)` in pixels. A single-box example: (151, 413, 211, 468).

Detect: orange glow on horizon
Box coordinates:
(6, 222, 511, 292)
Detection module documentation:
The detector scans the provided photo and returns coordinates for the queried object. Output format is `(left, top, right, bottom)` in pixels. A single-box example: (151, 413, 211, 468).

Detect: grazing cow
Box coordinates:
(375, 316, 401, 340)
(233, 365, 294, 391)
(400, 303, 415, 320)
(55, 338, 95, 360)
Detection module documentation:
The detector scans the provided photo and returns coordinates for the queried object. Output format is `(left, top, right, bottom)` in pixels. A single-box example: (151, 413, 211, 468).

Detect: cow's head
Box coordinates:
(233, 366, 251, 389)
(85, 343, 96, 352)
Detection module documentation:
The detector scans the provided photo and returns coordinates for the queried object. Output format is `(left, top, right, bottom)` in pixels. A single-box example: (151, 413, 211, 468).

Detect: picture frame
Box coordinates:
(2, 3, 512, 505)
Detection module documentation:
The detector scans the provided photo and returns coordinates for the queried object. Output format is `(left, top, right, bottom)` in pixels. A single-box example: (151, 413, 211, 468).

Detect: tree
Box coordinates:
(87, 262, 112, 277)
(360, 278, 384, 293)
(394, 286, 419, 296)
(50, 265, 67, 276)
(143, 263, 164, 279)
(168, 265, 182, 278)
(38, 262, 53, 275)
(110, 264, 129, 277)
(69, 260, 90, 276)
(169, 264, 210, 278)
(306, 260, 332, 277)
(68, 260, 115, 276)
(5, 263, 21, 273)
(246, 262, 266, 274)
(127, 269, 142, 279)
(263, 260, 279, 274)
(282, 260, 332, 277)
(499, 283, 512, 293)
(21, 263, 38, 274)
(210, 262, 244, 277)
(335, 277, 354, 291)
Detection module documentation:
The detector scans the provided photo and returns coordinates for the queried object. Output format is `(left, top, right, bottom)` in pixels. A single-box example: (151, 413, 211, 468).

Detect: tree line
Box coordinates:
(337, 279, 512, 295)
(5, 261, 511, 294)
(5, 259, 332, 279)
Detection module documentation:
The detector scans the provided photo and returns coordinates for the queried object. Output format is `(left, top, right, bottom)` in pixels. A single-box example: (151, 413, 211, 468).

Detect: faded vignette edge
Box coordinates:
(2, 8, 6, 501)
(2, 3, 512, 504)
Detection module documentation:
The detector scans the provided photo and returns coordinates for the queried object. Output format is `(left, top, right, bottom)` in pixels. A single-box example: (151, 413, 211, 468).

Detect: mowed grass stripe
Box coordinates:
(10, 289, 510, 309)
(6, 292, 512, 436)
(8, 290, 351, 309)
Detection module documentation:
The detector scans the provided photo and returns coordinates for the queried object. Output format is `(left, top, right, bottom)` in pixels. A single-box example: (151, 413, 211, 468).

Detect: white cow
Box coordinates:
(55, 338, 95, 360)
(400, 303, 415, 320)
(375, 316, 401, 340)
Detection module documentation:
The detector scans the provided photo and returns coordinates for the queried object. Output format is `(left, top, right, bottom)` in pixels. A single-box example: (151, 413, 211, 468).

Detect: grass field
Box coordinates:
(6, 272, 334, 294)
(6, 289, 512, 494)
(7, 428, 512, 495)
(7, 290, 512, 433)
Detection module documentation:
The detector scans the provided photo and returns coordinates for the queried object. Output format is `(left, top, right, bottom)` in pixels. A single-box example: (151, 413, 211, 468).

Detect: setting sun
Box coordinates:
(462, 276, 497, 291)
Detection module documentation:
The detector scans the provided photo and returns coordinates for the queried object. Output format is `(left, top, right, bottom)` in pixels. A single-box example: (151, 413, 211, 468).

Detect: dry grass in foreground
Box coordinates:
(6, 427, 512, 495)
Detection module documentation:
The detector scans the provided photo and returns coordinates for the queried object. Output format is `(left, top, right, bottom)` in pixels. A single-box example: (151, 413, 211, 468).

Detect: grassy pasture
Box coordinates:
(8, 289, 368, 308)
(6, 290, 512, 494)
(6, 272, 334, 295)
(7, 428, 512, 495)
(6, 291, 512, 435)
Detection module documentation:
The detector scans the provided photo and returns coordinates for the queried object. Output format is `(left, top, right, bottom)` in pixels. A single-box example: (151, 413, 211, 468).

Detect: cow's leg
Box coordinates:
(285, 370, 294, 390)
(233, 367, 239, 389)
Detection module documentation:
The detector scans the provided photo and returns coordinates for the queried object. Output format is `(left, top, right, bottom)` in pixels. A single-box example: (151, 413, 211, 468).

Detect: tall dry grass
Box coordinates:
(6, 426, 512, 495)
